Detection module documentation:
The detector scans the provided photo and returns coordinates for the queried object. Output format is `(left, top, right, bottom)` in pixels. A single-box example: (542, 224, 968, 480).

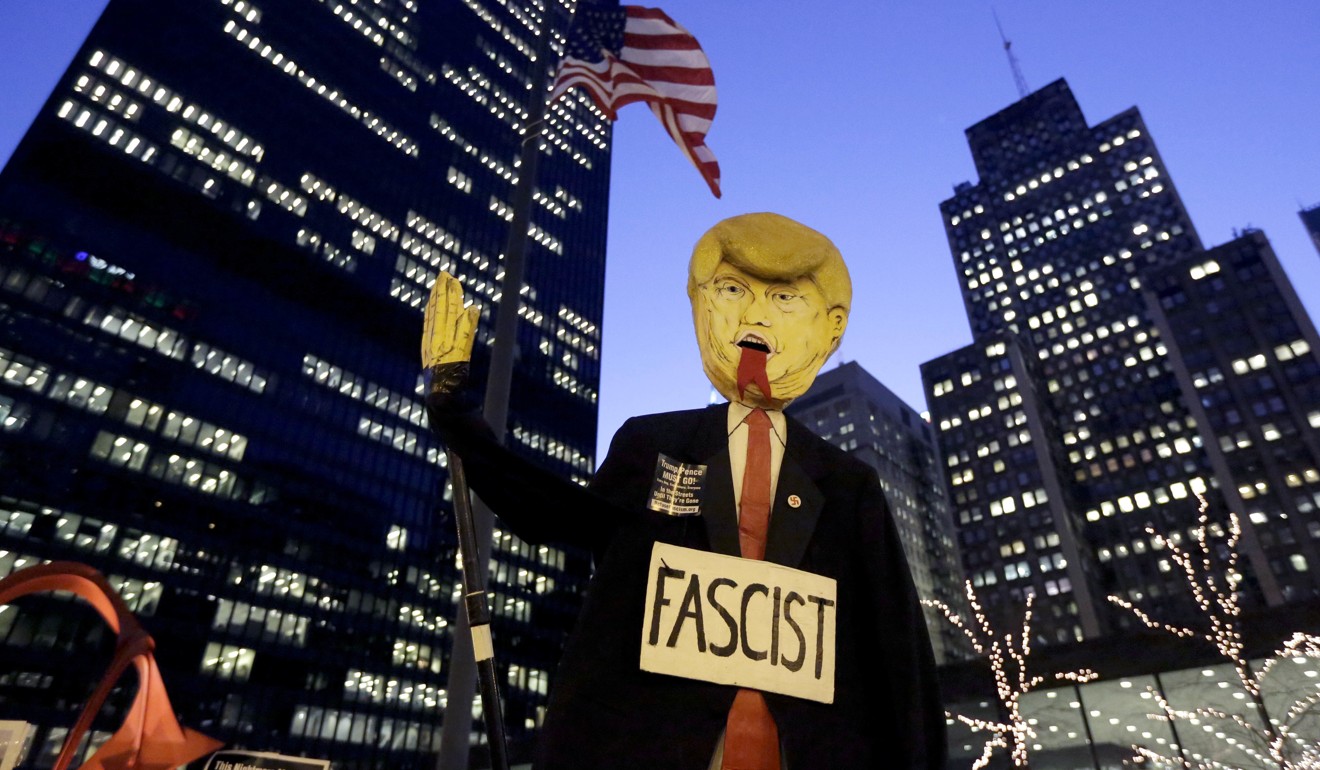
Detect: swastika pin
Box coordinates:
(787, 494, 802, 509)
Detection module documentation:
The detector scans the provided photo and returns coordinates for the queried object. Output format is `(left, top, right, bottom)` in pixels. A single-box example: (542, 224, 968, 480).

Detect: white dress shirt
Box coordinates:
(726, 402, 787, 517)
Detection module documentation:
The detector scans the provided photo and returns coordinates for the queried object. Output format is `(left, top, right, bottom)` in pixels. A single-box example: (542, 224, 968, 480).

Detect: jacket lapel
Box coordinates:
(685, 404, 739, 557)
(701, 446, 741, 557)
(764, 451, 824, 568)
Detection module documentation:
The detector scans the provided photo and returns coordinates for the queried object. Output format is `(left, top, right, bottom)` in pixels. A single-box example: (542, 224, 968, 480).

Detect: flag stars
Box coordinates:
(551, 4, 722, 196)
(566, 6, 626, 61)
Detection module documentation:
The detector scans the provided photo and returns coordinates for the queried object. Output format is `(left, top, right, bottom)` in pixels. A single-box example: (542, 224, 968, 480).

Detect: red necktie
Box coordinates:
(722, 408, 779, 770)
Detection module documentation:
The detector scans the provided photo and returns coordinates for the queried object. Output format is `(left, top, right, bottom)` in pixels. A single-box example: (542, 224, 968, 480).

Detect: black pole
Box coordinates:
(434, 104, 551, 770)
(445, 449, 510, 770)
(434, 8, 575, 770)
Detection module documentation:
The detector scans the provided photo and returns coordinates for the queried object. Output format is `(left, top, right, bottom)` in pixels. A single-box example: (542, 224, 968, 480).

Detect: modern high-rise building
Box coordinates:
(921, 79, 1320, 645)
(1144, 230, 1320, 601)
(0, 0, 611, 766)
(1301, 202, 1320, 258)
(786, 361, 969, 663)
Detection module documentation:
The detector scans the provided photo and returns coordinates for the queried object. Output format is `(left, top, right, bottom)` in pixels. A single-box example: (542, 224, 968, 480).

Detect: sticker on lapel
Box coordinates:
(646, 453, 707, 516)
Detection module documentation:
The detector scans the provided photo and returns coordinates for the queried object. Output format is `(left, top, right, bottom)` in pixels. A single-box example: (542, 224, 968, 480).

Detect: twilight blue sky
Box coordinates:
(2, 1, 1318, 460)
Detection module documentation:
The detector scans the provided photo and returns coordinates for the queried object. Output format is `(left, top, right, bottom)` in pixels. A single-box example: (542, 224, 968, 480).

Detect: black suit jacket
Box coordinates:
(430, 400, 946, 769)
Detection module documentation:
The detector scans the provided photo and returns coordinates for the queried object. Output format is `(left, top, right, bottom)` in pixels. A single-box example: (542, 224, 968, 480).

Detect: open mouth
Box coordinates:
(736, 333, 771, 354)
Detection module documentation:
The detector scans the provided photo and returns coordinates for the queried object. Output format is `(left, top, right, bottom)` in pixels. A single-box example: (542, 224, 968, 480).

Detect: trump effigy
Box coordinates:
(422, 213, 946, 769)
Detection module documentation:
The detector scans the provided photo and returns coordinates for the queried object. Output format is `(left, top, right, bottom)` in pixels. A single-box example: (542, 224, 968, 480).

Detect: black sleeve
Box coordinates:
(425, 378, 637, 551)
(858, 474, 947, 770)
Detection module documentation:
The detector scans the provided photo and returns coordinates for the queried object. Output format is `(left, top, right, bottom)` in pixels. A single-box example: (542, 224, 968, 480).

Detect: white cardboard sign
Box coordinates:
(640, 542, 837, 704)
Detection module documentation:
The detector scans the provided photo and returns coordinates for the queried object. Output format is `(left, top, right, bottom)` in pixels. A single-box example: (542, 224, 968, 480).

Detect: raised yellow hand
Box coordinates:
(421, 272, 479, 368)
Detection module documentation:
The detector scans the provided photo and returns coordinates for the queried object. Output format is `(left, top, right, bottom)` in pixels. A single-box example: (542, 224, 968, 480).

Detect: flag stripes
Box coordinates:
(550, 4, 721, 197)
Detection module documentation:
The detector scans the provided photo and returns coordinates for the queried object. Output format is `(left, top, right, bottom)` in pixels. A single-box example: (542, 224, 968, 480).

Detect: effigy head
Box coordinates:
(687, 212, 850, 410)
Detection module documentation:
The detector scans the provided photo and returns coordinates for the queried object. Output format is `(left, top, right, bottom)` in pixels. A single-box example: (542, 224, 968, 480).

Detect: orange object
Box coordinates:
(0, 561, 224, 770)
(735, 408, 773, 562)
(722, 408, 780, 770)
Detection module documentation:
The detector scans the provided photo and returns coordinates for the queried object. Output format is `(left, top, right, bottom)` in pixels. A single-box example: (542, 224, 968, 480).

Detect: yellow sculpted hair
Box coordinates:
(686, 212, 851, 312)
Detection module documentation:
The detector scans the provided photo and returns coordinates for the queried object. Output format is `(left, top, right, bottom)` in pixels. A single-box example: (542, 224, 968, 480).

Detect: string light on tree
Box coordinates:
(1109, 495, 1320, 770)
(925, 583, 1097, 769)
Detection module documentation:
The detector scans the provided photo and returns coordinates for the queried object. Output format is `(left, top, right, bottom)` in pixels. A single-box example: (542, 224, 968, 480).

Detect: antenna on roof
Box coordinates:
(993, 9, 1030, 98)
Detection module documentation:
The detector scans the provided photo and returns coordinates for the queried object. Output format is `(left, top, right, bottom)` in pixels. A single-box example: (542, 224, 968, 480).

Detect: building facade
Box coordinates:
(921, 79, 1320, 645)
(786, 361, 968, 662)
(1300, 202, 1320, 258)
(1144, 230, 1320, 601)
(0, 0, 611, 767)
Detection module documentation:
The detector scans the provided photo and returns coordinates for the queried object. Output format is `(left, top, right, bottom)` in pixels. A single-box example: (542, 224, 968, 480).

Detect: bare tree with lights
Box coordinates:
(925, 583, 1098, 769)
(1108, 496, 1320, 770)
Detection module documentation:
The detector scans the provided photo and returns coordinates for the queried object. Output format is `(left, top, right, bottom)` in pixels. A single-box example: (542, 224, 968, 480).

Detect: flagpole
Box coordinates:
(434, 7, 573, 770)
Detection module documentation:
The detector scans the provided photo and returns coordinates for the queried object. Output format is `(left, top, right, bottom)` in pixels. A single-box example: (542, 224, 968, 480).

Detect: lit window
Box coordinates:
(202, 643, 255, 682)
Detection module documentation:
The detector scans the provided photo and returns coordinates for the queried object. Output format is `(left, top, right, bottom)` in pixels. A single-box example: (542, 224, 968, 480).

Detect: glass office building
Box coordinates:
(1144, 230, 1320, 602)
(1300, 202, 1320, 258)
(0, 0, 611, 766)
(940, 618, 1320, 770)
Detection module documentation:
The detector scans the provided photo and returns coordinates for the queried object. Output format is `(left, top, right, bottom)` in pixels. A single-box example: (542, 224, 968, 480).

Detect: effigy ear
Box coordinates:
(0, 561, 223, 770)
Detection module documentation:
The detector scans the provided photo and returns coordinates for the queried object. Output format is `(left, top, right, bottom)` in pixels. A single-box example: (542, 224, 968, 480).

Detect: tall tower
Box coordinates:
(1301, 202, 1320, 257)
(0, 0, 610, 766)
(787, 361, 970, 662)
(922, 79, 1320, 644)
(1144, 231, 1320, 601)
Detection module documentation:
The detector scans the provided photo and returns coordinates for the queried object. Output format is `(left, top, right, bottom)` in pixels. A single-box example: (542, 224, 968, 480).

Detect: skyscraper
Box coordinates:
(1144, 230, 1320, 601)
(0, 0, 611, 766)
(922, 79, 1320, 644)
(786, 361, 968, 662)
(1301, 202, 1320, 258)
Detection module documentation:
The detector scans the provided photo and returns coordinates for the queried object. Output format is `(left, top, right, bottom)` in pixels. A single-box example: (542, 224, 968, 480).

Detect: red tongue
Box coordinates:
(736, 346, 772, 402)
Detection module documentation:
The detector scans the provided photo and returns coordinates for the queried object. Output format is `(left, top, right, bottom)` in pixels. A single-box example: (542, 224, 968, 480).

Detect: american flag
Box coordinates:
(550, 1, 721, 197)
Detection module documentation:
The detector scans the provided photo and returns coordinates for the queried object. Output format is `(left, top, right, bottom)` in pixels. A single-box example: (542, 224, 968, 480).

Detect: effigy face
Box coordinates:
(688, 213, 850, 410)
(692, 263, 844, 409)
